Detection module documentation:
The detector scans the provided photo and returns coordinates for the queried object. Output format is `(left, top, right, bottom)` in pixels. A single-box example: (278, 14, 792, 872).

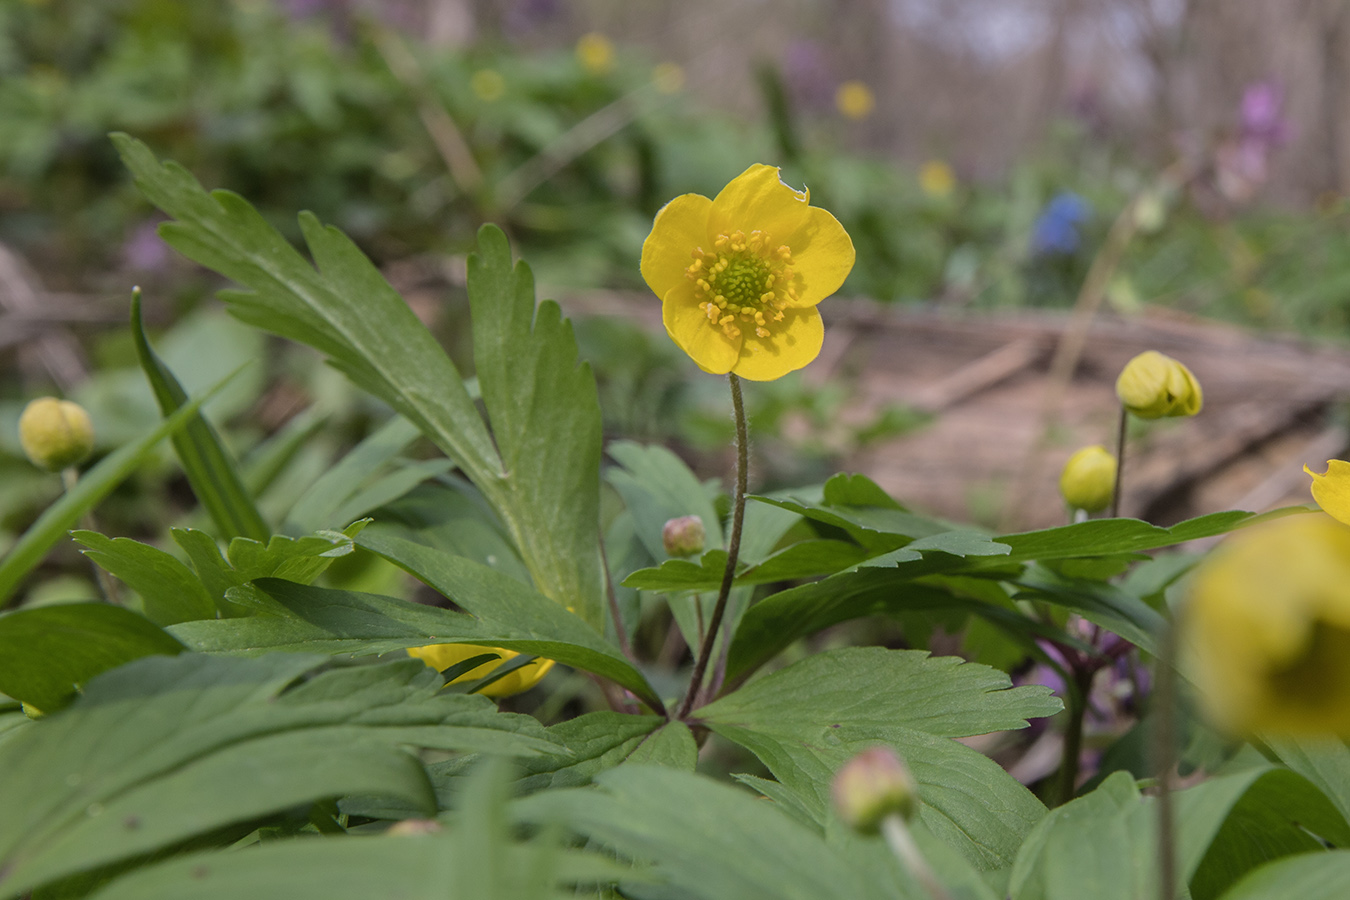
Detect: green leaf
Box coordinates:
(622, 539, 869, 592)
(700, 647, 1060, 868)
(71, 532, 216, 625)
(171, 573, 661, 711)
(1265, 737, 1350, 827)
(623, 721, 697, 771)
(85, 759, 631, 900)
(1217, 851, 1350, 900)
(131, 289, 269, 543)
(0, 603, 185, 711)
(513, 712, 667, 794)
(516, 765, 906, 900)
(0, 381, 224, 606)
(1010, 565, 1166, 655)
(725, 569, 1061, 686)
(606, 440, 725, 557)
(284, 415, 422, 534)
(0, 653, 559, 896)
(466, 224, 605, 628)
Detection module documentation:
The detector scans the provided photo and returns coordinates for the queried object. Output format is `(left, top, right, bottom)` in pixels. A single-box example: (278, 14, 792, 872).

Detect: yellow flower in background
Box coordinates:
(1306, 460, 1350, 526)
(1059, 445, 1116, 513)
(1115, 350, 1202, 419)
(835, 80, 875, 120)
(919, 160, 955, 199)
(470, 68, 506, 102)
(652, 62, 685, 94)
(18, 397, 95, 472)
(407, 644, 554, 698)
(1186, 512, 1350, 737)
(576, 32, 614, 75)
(640, 164, 855, 380)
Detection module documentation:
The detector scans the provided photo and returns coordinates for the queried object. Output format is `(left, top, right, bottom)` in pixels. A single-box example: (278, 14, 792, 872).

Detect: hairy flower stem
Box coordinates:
(677, 374, 748, 720)
(881, 814, 955, 900)
(1109, 404, 1127, 518)
(1155, 622, 1179, 900)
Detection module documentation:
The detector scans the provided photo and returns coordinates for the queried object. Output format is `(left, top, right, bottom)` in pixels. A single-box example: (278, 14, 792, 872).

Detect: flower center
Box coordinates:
(685, 230, 798, 340)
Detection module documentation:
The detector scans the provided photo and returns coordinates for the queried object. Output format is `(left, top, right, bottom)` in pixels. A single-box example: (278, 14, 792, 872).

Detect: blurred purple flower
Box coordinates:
(1031, 192, 1091, 256)
(122, 220, 169, 271)
(783, 40, 834, 109)
(506, 0, 560, 33)
(1240, 81, 1290, 147)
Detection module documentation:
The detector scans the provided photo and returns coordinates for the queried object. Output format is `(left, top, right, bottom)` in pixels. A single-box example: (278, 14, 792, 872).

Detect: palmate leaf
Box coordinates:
(698, 647, 1060, 869)
(113, 135, 604, 628)
(0, 653, 561, 897)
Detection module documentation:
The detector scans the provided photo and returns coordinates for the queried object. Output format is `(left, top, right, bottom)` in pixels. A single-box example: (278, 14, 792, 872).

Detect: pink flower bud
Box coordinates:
(831, 746, 918, 834)
(662, 515, 706, 557)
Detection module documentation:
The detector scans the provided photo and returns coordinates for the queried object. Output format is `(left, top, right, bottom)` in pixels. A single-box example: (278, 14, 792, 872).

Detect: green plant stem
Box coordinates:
(1155, 621, 1179, 900)
(1109, 404, 1128, 518)
(62, 468, 120, 606)
(881, 814, 954, 900)
(1053, 667, 1094, 806)
(677, 374, 747, 720)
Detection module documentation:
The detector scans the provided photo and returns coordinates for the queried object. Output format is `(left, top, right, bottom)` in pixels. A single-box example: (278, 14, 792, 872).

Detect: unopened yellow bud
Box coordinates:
(18, 397, 95, 472)
(407, 644, 554, 698)
(1115, 351, 1202, 419)
(1186, 513, 1350, 737)
(1059, 445, 1117, 513)
(576, 33, 614, 75)
(831, 746, 918, 834)
(662, 515, 706, 557)
(835, 80, 875, 120)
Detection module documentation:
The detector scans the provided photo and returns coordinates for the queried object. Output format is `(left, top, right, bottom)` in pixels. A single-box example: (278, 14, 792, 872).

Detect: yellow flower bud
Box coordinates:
(1058, 445, 1117, 513)
(1185, 513, 1350, 737)
(575, 32, 614, 76)
(1114, 351, 1202, 419)
(407, 643, 554, 698)
(835, 80, 875, 121)
(1305, 460, 1350, 527)
(918, 160, 955, 199)
(831, 746, 918, 834)
(18, 397, 95, 472)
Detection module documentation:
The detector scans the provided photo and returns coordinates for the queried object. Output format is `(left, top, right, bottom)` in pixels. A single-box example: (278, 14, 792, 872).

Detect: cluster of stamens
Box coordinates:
(685, 230, 798, 340)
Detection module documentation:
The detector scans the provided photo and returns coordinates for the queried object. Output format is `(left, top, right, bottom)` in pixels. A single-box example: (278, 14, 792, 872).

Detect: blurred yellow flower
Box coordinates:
(652, 61, 685, 94)
(1059, 445, 1116, 513)
(835, 81, 875, 120)
(1186, 513, 1350, 737)
(576, 32, 614, 75)
(1115, 350, 1202, 419)
(1305, 460, 1350, 526)
(18, 397, 94, 472)
(640, 164, 854, 380)
(919, 160, 955, 198)
(470, 68, 506, 103)
(407, 644, 554, 698)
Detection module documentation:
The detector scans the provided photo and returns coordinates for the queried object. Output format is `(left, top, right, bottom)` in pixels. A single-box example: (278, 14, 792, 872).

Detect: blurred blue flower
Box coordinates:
(1031, 192, 1091, 256)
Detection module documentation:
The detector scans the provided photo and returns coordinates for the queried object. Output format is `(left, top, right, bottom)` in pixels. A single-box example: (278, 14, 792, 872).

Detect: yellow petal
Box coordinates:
(731, 307, 824, 381)
(707, 164, 811, 246)
(780, 206, 855, 307)
(407, 643, 554, 698)
(640, 192, 714, 302)
(1307, 460, 1350, 526)
(662, 286, 741, 374)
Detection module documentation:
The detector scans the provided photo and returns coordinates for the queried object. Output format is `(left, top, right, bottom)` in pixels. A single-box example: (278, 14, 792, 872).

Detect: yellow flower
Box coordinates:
(575, 32, 614, 75)
(1185, 512, 1350, 737)
(18, 397, 95, 472)
(640, 164, 854, 380)
(835, 80, 875, 120)
(1058, 445, 1116, 513)
(1306, 460, 1350, 526)
(407, 644, 554, 698)
(470, 68, 506, 103)
(918, 160, 955, 199)
(1115, 350, 1202, 419)
(652, 62, 685, 94)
